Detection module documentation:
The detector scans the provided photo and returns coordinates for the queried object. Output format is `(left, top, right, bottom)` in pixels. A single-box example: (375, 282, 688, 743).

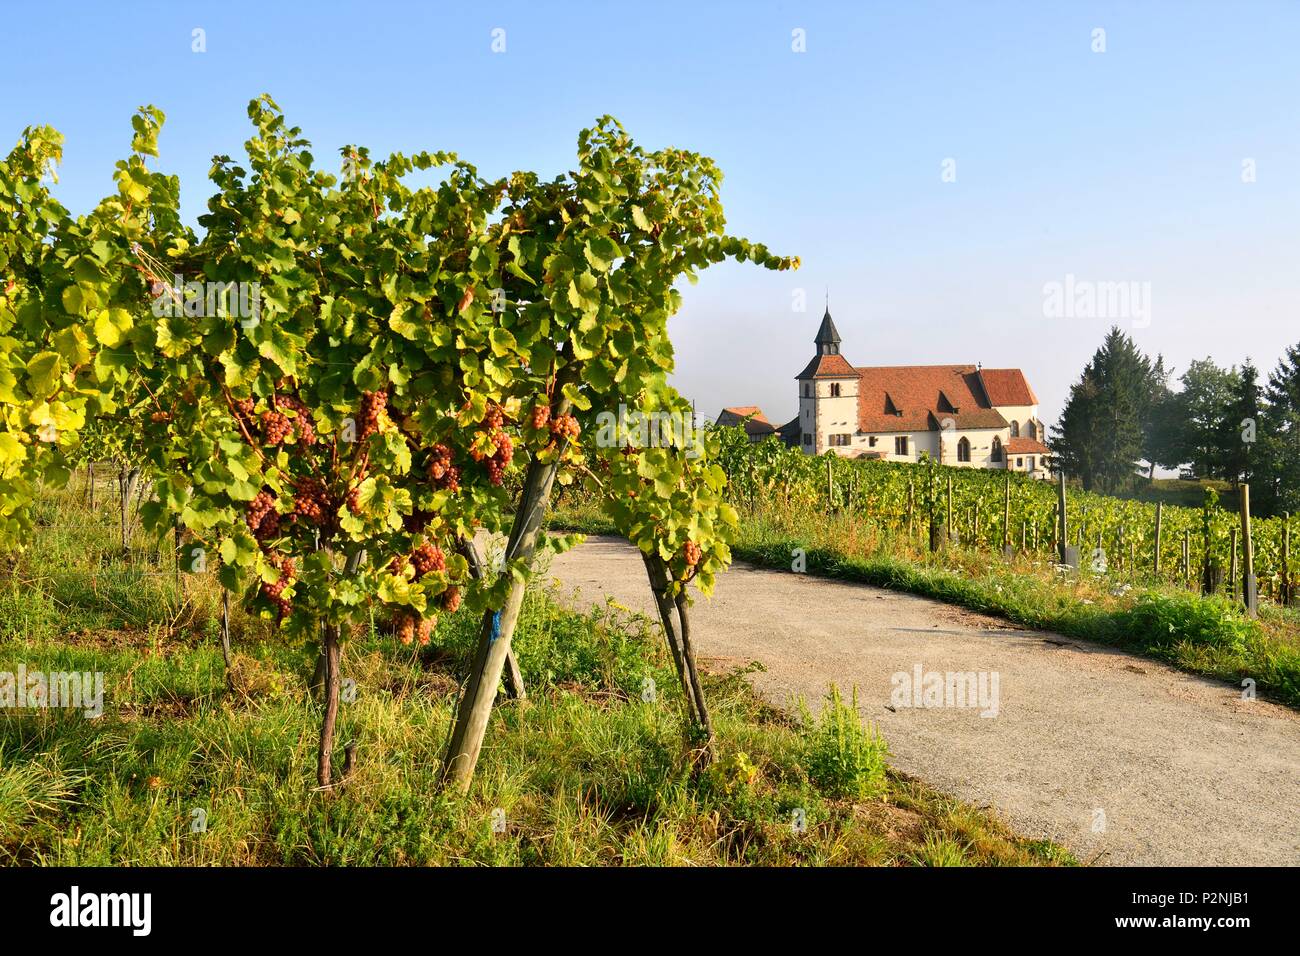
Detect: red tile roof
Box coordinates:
(717, 406, 777, 438)
(795, 353, 858, 379)
(1006, 437, 1051, 455)
(978, 368, 1038, 406)
(718, 406, 771, 426)
(855, 365, 1008, 433)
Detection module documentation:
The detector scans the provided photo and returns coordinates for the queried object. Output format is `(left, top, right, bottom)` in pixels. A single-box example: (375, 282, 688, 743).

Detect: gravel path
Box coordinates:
(546, 535, 1300, 866)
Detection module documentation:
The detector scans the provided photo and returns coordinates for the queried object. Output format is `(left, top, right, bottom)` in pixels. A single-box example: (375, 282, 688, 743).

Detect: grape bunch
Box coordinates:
(358, 390, 387, 443)
(345, 486, 362, 515)
(261, 556, 296, 621)
(150, 410, 171, 424)
(441, 585, 462, 613)
(271, 395, 316, 445)
(550, 414, 580, 441)
(393, 612, 435, 646)
(428, 443, 461, 493)
(485, 432, 513, 486)
(292, 476, 334, 527)
(410, 541, 446, 577)
(260, 408, 294, 446)
(246, 490, 280, 540)
(683, 540, 702, 568)
(388, 553, 411, 577)
(528, 403, 550, 431)
(483, 403, 505, 432)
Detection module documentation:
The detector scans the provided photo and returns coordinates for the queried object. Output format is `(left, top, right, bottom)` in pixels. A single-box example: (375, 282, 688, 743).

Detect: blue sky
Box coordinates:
(3, 1, 1297, 429)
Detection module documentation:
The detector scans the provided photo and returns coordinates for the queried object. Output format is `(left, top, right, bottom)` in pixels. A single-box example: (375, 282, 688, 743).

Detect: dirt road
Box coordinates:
(546, 535, 1300, 866)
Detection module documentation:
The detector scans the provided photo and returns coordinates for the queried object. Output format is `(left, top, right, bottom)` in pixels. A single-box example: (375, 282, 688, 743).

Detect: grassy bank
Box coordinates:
(0, 479, 1073, 866)
(550, 499, 1300, 711)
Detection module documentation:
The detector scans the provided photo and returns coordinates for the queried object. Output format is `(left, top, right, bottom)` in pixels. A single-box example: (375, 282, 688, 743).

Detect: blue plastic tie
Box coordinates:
(489, 610, 502, 645)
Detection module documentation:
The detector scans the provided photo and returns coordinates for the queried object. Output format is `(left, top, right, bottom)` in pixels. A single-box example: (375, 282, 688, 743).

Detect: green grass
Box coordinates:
(550, 498, 1300, 711)
(0, 476, 1074, 866)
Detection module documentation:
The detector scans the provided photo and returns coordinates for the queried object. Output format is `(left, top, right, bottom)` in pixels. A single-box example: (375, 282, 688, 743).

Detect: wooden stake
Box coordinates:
(1283, 513, 1292, 606)
(1154, 502, 1163, 578)
(1057, 471, 1068, 564)
(1240, 483, 1256, 616)
(443, 383, 575, 792)
(1229, 527, 1238, 600)
(1002, 474, 1011, 548)
(947, 474, 955, 543)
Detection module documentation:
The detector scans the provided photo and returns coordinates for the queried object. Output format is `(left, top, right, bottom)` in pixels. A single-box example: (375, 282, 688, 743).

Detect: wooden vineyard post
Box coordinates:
(1182, 530, 1190, 589)
(1020, 519, 1027, 552)
(947, 474, 954, 544)
(443, 391, 574, 793)
(1229, 527, 1238, 600)
(1240, 483, 1257, 616)
(1154, 502, 1163, 578)
(1057, 471, 1068, 565)
(458, 536, 525, 701)
(1284, 514, 1292, 606)
(927, 467, 939, 553)
(907, 479, 915, 537)
(1002, 474, 1011, 553)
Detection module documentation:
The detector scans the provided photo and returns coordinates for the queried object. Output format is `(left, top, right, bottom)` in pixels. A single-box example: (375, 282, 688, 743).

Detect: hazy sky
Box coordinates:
(4, 1, 1296, 430)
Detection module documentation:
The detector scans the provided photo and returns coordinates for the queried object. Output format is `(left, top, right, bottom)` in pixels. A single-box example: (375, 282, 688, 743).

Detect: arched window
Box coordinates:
(804, 384, 811, 398)
(1009, 420, 1020, 438)
(830, 383, 841, 397)
(957, 437, 971, 462)
(1027, 419, 1037, 440)
(991, 436, 1003, 462)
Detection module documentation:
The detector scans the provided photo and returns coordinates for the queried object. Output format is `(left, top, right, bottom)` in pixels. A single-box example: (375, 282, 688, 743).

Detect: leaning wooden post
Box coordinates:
(1057, 470, 1068, 564)
(458, 536, 525, 701)
(443, 393, 574, 793)
(1240, 483, 1257, 616)
(1154, 502, 1163, 578)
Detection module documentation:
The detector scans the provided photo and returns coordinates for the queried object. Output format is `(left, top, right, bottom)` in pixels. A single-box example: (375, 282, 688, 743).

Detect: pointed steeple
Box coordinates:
(814, 303, 841, 356)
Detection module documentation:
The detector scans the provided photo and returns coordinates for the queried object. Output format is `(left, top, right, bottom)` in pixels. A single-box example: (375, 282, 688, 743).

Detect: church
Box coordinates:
(717, 309, 1053, 478)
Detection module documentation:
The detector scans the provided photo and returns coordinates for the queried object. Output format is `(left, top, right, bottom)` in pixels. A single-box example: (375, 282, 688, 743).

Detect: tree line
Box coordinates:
(1050, 327, 1300, 516)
